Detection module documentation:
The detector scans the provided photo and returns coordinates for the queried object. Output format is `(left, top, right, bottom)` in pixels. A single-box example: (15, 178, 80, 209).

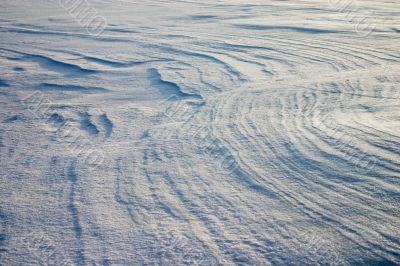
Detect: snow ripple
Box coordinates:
(1, 0, 399, 265)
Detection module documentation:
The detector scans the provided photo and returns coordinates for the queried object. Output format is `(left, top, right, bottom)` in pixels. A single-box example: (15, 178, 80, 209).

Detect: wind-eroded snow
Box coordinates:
(0, 0, 399, 265)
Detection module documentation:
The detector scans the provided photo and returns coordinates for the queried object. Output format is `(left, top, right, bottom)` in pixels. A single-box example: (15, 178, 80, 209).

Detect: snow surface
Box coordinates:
(0, 0, 399, 265)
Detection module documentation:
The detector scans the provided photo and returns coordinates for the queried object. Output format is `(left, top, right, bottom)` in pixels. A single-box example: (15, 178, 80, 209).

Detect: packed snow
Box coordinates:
(0, 0, 399, 265)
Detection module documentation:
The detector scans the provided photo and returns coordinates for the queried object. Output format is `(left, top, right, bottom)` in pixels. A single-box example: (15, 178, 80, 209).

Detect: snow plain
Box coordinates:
(0, 0, 399, 265)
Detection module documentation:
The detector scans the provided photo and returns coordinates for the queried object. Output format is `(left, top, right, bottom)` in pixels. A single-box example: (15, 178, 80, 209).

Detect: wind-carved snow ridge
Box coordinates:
(98, 113, 113, 139)
(0, 0, 399, 265)
(147, 68, 203, 100)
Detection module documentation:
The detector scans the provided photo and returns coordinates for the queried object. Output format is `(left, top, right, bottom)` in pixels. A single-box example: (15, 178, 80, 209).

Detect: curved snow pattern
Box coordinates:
(0, 0, 399, 265)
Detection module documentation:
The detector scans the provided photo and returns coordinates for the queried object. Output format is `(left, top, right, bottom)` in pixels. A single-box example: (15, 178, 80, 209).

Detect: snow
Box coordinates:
(0, 0, 399, 265)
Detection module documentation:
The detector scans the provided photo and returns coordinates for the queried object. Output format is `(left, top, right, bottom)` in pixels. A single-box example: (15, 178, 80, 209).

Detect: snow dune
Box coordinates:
(0, 0, 399, 265)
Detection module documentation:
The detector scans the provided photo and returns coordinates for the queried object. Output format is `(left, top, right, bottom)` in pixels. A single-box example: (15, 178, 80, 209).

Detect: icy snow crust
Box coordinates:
(0, 0, 399, 265)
